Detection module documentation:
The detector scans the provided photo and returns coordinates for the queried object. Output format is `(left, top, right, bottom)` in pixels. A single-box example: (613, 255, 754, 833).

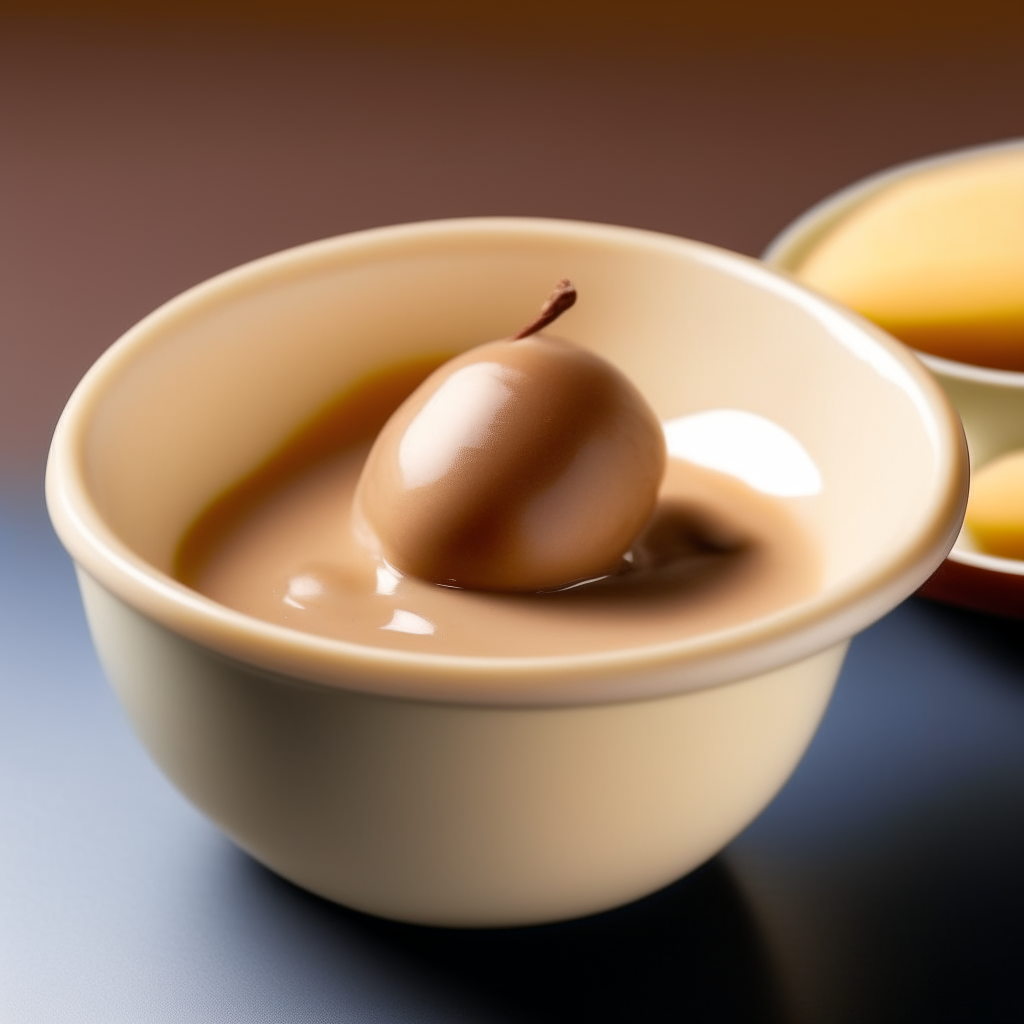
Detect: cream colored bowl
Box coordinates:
(764, 141, 1024, 618)
(46, 218, 967, 927)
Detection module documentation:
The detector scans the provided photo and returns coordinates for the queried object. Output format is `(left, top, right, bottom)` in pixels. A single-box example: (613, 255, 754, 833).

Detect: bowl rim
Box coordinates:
(762, 139, 1024, 583)
(46, 216, 968, 706)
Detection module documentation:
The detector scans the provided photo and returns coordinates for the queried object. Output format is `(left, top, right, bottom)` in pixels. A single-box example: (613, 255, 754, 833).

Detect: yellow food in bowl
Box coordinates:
(794, 149, 1024, 371)
(965, 449, 1024, 559)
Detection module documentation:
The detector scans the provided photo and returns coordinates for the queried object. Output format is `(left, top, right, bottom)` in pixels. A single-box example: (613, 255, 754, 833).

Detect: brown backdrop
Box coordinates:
(2, 2, 1022, 482)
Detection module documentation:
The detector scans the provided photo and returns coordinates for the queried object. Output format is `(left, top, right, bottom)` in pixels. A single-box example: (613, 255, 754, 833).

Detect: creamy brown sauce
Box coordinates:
(176, 365, 821, 657)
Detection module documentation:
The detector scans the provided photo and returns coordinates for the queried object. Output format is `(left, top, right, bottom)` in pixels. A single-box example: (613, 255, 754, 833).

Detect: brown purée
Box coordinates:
(176, 362, 822, 658)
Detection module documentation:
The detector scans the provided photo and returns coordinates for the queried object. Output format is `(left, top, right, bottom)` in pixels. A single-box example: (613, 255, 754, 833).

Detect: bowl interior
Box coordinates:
(49, 219, 965, 698)
(80, 224, 944, 589)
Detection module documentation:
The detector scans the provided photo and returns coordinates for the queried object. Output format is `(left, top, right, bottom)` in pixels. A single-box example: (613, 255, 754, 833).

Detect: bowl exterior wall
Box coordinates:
(78, 568, 845, 927)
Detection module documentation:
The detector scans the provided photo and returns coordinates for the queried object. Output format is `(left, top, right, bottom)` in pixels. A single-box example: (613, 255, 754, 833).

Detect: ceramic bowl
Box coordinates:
(764, 140, 1024, 619)
(46, 218, 967, 927)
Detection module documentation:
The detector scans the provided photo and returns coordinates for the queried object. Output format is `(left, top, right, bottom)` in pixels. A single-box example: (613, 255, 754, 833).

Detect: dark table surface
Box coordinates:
(2, 21, 1023, 1023)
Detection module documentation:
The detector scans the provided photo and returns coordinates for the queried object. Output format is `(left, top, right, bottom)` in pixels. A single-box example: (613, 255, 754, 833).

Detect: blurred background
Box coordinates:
(3, 0, 1024, 485)
(2, 3, 1023, 1022)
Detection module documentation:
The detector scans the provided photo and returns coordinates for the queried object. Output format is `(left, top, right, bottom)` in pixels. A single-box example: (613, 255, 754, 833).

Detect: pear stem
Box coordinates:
(512, 279, 577, 339)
